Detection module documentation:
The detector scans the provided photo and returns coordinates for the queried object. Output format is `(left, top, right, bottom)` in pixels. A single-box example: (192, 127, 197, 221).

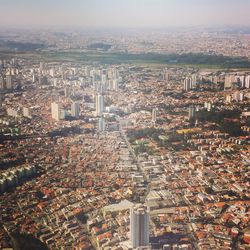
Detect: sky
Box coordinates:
(0, 0, 250, 29)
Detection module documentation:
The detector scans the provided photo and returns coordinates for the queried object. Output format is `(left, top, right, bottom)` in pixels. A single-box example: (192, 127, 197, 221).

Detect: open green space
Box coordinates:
(1, 48, 250, 69)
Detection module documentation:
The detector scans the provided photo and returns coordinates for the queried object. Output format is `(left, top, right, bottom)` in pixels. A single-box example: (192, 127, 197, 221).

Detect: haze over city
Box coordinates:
(0, 0, 250, 29)
(0, 0, 250, 250)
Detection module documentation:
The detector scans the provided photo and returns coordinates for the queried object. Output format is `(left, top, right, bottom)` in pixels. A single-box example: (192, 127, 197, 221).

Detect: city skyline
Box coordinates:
(0, 1, 250, 249)
(0, 0, 250, 29)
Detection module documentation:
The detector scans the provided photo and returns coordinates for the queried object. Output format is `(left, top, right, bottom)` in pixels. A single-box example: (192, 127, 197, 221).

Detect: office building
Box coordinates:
(130, 204, 150, 249)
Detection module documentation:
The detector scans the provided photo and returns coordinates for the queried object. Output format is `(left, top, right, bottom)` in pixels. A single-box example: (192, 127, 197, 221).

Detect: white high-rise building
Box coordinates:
(204, 102, 212, 111)
(163, 68, 170, 81)
(40, 62, 45, 75)
(32, 74, 36, 83)
(245, 75, 250, 88)
(224, 75, 235, 89)
(71, 102, 80, 118)
(130, 204, 150, 249)
(183, 75, 197, 91)
(23, 107, 31, 118)
(183, 77, 192, 91)
(225, 95, 232, 103)
(53, 78, 58, 87)
(101, 74, 107, 84)
(233, 91, 244, 102)
(51, 102, 60, 121)
(96, 94, 104, 116)
(85, 66, 91, 77)
(191, 74, 197, 89)
(112, 79, 118, 91)
(152, 108, 157, 124)
(0, 75, 5, 89)
(49, 69, 55, 77)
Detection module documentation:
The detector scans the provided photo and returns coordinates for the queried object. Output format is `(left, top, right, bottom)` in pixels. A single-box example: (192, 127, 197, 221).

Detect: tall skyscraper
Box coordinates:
(96, 94, 104, 116)
(184, 75, 197, 91)
(130, 204, 150, 249)
(71, 102, 80, 118)
(51, 102, 60, 121)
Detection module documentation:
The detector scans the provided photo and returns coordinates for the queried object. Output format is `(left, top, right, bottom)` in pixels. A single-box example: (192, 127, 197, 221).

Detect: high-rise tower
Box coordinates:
(96, 94, 104, 116)
(130, 204, 150, 248)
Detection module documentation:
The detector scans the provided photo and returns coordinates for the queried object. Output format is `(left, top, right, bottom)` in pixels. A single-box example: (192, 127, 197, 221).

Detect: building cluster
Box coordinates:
(2, 29, 250, 57)
(0, 56, 249, 250)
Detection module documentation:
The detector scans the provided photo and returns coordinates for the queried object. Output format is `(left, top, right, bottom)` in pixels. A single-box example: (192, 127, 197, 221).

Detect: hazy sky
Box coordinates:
(0, 0, 250, 29)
